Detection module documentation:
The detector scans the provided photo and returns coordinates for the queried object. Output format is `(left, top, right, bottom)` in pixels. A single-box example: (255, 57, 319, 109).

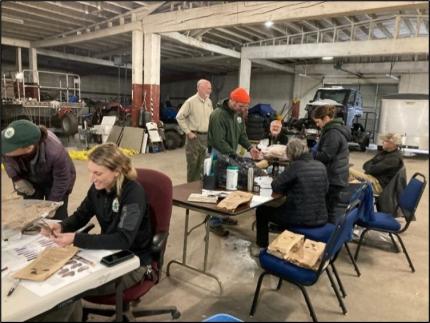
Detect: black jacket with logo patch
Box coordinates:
(61, 179, 153, 266)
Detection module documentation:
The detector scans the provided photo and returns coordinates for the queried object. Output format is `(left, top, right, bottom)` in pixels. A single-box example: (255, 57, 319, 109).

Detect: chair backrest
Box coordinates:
(317, 201, 360, 273)
(135, 168, 173, 234)
(377, 166, 407, 214)
(398, 172, 426, 223)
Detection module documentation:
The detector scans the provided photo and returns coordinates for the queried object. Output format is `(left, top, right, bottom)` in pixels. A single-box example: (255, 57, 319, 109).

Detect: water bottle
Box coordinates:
(247, 167, 254, 192)
(226, 166, 239, 190)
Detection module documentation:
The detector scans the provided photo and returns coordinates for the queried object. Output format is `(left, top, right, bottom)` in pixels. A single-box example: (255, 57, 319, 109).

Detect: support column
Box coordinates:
(143, 33, 161, 123)
(293, 74, 323, 118)
(239, 58, 251, 92)
(16, 48, 22, 72)
(131, 30, 144, 127)
(29, 48, 38, 84)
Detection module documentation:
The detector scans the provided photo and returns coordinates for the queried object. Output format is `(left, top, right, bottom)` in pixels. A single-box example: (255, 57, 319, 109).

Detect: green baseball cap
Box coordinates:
(1, 119, 41, 154)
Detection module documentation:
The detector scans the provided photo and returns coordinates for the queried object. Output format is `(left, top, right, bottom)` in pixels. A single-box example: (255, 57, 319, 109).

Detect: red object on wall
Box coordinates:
(143, 84, 160, 123)
(131, 84, 143, 127)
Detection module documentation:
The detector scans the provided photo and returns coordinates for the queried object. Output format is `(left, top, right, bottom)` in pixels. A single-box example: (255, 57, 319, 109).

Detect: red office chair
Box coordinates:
(82, 168, 180, 321)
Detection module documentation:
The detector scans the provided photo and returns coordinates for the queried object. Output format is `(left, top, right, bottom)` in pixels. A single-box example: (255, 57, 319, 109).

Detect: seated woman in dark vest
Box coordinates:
(252, 138, 329, 256)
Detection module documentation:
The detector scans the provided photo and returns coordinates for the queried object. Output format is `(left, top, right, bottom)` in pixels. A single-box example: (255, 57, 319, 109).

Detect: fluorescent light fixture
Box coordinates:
(385, 73, 399, 81)
(3, 16, 24, 24)
(322, 56, 334, 61)
(264, 20, 274, 28)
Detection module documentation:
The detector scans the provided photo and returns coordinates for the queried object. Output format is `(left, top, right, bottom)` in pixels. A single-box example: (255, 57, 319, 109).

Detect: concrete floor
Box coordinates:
(2, 147, 428, 321)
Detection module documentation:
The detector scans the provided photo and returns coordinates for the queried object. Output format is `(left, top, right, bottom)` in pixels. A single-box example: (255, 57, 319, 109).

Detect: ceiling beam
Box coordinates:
(368, 14, 392, 38)
(242, 37, 429, 59)
(1, 6, 82, 27)
(1, 37, 30, 48)
(162, 55, 227, 65)
(31, 21, 142, 48)
(216, 28, 254, 42)
(296, 61, 428, 75)
(252, 59, 295, 73)
(12, 2, 96, 24)
(37, 49, 132, 69)
(161, 32, 241, 58)
(143, 1, 428, 33)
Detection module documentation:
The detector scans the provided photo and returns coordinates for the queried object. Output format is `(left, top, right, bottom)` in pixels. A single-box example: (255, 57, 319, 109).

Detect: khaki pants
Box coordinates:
(185, 134, 208, 183)
(349, 168, 383, 194)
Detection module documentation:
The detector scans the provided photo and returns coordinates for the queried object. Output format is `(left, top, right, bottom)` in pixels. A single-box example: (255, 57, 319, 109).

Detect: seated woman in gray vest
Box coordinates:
(252, 139, 329, 256)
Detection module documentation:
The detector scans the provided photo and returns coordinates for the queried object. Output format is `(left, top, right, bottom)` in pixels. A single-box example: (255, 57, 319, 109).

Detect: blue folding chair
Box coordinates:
(249, 204, 360, 322)
(287, 183, 367, 283)
(354, 172, 427, 273)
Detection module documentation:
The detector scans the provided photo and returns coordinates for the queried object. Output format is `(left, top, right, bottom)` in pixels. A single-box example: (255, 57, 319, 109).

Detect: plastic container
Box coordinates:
(247, 167, 254, 192)
(226, 166, 239, 190)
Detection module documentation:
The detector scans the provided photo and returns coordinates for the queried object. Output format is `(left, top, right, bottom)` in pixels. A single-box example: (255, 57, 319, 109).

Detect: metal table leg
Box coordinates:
(166, 209, 223, 294)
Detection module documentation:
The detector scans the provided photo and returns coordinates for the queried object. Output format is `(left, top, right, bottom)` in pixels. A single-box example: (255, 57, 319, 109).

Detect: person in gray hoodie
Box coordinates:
(312, 105, 351, 223)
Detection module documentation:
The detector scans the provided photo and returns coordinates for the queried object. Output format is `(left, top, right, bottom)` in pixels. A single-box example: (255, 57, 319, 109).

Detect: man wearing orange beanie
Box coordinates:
(207, 87, 260, 237)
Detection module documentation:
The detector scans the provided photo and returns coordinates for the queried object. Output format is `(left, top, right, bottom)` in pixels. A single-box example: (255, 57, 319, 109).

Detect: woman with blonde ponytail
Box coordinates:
(39, 143, 153, 320)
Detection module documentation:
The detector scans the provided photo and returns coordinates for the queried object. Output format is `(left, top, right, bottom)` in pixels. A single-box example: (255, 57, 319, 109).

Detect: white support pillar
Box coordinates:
(292, 74, 323, 118)
(239, 58, 251, 92)
(16, 48, 22, 72)
(29, 48, 38, 83)
(143, 33, 161, 85)
(143, 33, 161, 122)
(132, 30, 143, 84)
(131, 29, 144, 127)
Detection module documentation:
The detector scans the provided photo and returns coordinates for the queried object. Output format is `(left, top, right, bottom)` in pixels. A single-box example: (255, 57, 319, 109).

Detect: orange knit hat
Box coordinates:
(230, 87, 250, 104)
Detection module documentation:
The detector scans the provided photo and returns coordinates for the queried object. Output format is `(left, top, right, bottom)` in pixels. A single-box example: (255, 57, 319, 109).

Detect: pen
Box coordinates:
(7, 279, 20, 297)
(1, 266, 8, 272)
(39, 218, 57, 238)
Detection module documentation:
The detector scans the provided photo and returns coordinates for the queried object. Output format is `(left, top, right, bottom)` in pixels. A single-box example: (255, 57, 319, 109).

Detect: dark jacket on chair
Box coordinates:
(272, 153, 329, 226)
(314, 118, 351, 188)
(376, 166, 407, 215)
(363, 149, 403, 188)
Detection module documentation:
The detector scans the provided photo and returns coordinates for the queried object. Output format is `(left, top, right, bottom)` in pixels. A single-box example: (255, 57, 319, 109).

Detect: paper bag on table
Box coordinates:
(14, 245, 79, 281)
(216, 191, 253, 212)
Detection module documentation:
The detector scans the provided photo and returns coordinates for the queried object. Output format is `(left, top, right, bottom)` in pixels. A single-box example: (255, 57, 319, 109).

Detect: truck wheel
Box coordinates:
(164, 131, 180, 150)
(61, 113, 79, 136)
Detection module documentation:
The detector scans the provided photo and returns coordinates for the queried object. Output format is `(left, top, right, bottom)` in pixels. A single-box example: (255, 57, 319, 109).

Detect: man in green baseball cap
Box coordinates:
(2, 119, 76, 220)
(1, 119, 41, 155)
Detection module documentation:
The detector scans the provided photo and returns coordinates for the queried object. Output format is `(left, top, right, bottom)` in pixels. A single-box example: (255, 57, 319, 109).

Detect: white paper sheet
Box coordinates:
(1, 234, 119, 296)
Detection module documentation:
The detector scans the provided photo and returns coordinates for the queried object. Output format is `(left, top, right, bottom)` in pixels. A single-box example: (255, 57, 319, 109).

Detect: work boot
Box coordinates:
(221, 217, 238, 225)
(209, 225, 229, 237)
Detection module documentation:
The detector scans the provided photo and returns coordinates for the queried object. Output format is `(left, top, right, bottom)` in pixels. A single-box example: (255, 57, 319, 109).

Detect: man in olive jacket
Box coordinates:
(207, 87, 260, 237)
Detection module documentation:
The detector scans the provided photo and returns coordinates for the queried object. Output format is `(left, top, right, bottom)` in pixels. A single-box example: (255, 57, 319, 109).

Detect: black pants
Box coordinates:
(327, 185, 345, 224)
(256, 205, 293, 248)
(24, 187, 69, 220)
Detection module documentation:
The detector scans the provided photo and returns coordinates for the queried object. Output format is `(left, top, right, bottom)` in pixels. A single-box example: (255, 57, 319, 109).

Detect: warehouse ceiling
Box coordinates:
(1, 1, 429, 81)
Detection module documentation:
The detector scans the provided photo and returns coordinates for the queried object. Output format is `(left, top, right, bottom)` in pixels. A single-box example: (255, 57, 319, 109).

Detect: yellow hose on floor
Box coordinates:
(68, 148, 138, 160)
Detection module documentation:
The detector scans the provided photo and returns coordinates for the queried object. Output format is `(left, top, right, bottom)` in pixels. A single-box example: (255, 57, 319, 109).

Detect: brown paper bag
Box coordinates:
(216, 191, 253, 212)
(14, 245, 79, 281)
(267, 230, 326, 271)
(286, 239, 326, 271)
(267, 230, 304, 257)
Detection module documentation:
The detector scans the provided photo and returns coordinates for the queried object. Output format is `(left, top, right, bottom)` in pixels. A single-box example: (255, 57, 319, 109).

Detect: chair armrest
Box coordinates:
(152, 232, 168, 254)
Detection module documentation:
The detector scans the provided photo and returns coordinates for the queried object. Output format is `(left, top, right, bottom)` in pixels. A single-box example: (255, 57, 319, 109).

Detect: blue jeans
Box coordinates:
(208, 215, 223, 228)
